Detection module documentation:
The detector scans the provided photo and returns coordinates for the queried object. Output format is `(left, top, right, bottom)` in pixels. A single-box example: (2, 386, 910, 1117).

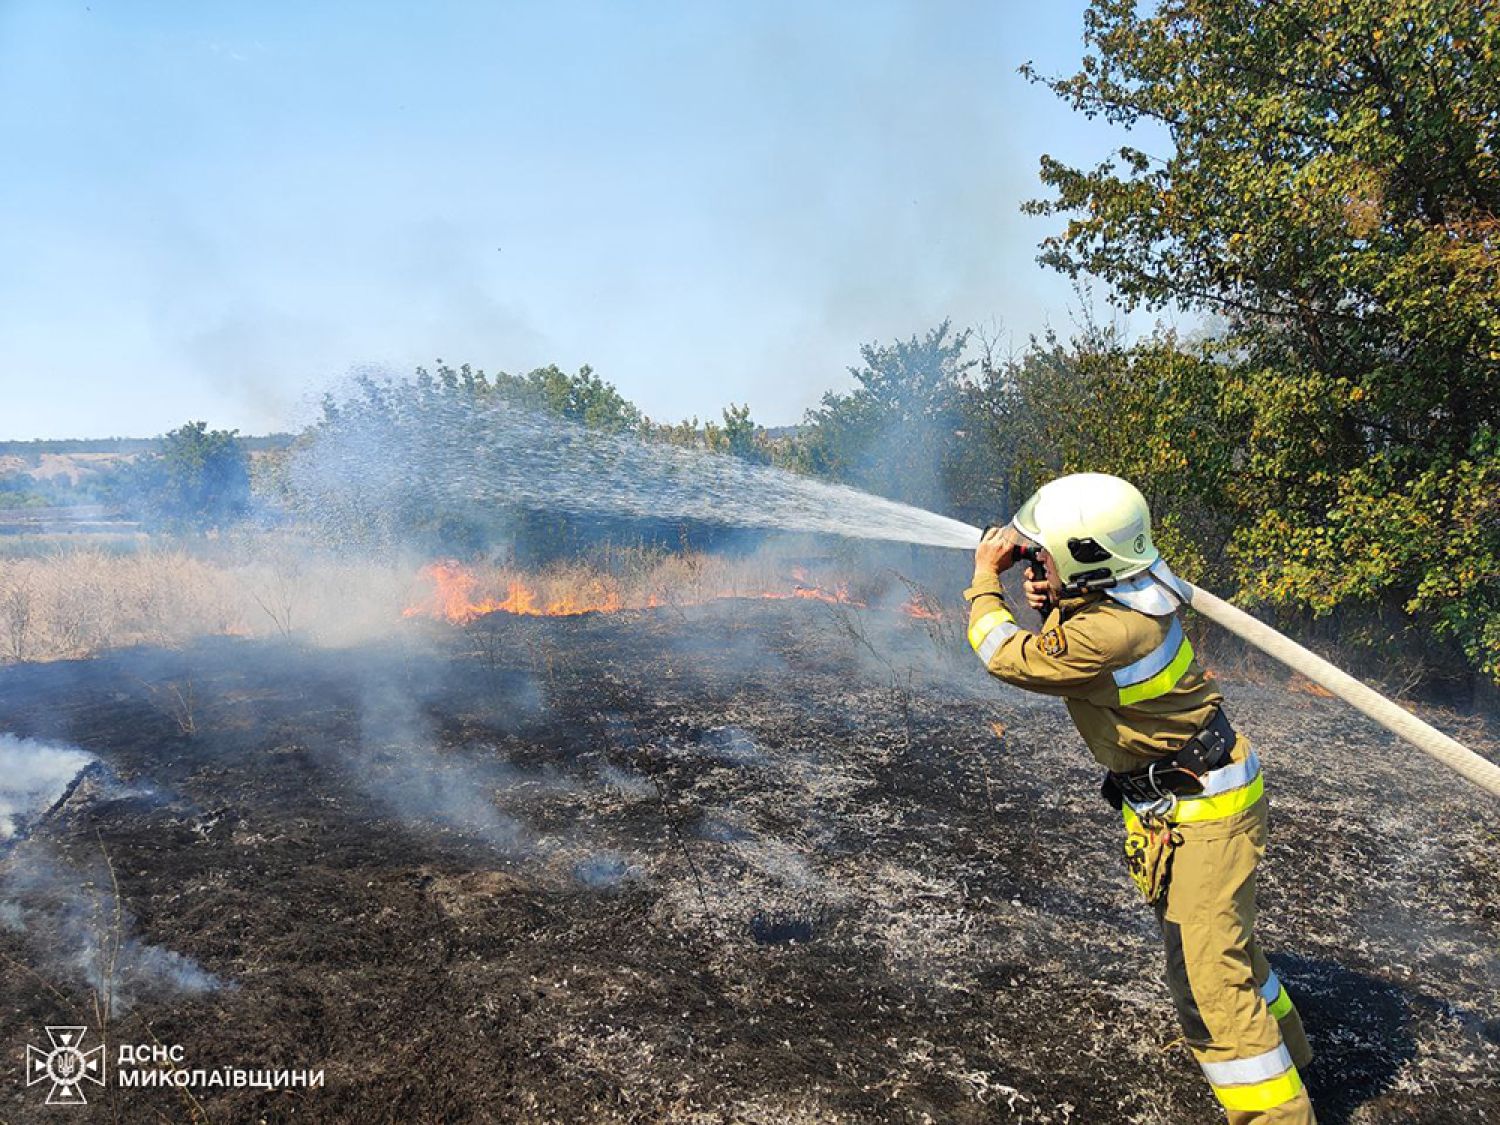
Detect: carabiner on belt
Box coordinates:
(1139, 760, 1179, 820)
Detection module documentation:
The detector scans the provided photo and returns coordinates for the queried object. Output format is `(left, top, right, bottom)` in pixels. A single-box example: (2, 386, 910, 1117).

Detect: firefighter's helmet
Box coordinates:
(1010, 473, 1158, 585)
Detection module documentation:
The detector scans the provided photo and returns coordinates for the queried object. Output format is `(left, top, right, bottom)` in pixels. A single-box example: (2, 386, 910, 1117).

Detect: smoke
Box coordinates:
(0, 736, 223, 1010)
(0, 847, 224, 1014)
(596, 763, 653, 800)
(286, 376, 980, 555)
(342, 658, 533, 853)
(695, 725, 769, 768)
(573, 851, 640, 889)
(0, 735, 94, 842)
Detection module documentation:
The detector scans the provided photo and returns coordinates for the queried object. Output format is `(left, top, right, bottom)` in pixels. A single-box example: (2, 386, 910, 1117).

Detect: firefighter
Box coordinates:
(964, 472, 1315, 1125)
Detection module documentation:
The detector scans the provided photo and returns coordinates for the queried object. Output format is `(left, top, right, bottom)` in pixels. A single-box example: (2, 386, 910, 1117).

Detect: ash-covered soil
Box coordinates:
(1, 599, 1497, 1123)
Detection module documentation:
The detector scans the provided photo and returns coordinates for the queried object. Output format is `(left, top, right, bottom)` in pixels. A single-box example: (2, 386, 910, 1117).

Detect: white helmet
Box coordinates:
(1010, 473, 1158, 587)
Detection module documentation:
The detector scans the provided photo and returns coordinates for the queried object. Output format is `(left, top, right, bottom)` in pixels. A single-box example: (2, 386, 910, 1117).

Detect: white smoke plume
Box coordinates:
(0, 849, 223, 1014)
(0, 735, 94, 842)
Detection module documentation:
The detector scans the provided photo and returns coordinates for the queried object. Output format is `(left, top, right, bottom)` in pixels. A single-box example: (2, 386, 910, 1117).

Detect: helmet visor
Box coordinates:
(1010, 492, 1043, 544)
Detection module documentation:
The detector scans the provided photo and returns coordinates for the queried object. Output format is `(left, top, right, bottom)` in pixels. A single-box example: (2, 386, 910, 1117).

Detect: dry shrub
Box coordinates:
(0, 548, 244, 661)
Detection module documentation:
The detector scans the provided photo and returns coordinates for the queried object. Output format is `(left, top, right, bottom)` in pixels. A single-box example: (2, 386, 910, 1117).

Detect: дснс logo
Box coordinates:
(26, 1026, 105, 1105)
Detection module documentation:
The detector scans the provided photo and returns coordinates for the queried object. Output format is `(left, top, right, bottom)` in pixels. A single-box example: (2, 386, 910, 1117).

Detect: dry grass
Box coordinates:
(0, 548, 241, 660)
(0, 540, 895, 664)
(0, 544, 419, 661)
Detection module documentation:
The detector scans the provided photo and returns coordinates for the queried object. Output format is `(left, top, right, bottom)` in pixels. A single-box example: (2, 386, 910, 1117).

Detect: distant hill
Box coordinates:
(0, 434, 297, 509)
(0, 434, 296, 455)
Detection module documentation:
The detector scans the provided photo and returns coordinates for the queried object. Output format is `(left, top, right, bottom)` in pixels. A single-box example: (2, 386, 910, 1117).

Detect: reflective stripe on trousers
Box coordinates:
(1121, 750, 1264, 826)
(1260, 968, 1295, 1020)
(1200, 1043, 1304, 1113)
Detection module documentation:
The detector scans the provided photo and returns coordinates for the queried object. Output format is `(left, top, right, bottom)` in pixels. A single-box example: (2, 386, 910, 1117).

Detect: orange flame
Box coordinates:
(767, 581, 862, 607)
(900, 596, 944, 620)
(404, 562, 872, 624)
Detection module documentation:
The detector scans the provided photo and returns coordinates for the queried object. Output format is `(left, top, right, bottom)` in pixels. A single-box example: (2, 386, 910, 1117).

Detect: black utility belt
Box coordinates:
(1102, 708, 1237, 810)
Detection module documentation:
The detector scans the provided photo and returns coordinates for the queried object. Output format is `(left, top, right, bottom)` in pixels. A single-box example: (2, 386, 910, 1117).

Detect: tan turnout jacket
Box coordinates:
(963, 572, 1220, 774)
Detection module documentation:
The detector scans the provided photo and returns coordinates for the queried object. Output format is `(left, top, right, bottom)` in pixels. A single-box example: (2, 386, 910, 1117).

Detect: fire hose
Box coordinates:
(1176, 579, 1500, 803)
(999, 531, 1500, 802)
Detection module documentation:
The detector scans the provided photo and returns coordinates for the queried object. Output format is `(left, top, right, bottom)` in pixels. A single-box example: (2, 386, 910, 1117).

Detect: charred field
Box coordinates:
(2, 597, 1497, 1124)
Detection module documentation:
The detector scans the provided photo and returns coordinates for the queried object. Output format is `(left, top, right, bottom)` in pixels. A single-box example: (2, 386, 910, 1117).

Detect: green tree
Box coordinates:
(995, 322, 1245, 586)
(131, 421, 251, 532)
(1025, 0, 1500, 681)
(793, 320, 977, 513)
(703, 403, 765, 461)
(490, 363, 643, 433)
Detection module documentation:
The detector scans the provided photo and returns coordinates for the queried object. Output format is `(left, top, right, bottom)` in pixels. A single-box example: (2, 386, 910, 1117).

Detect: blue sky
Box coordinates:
(0, 1, 1163, 439)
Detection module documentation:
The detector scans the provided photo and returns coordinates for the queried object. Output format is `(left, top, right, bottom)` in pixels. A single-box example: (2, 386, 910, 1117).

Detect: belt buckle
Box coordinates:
(1139, 792, 1178, 820)
(1124, 761, 1181, 821)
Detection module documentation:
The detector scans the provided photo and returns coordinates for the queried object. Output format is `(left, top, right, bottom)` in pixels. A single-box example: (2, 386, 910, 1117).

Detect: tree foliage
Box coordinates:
(129, 421, 251, 532)
(706, 403, 763, 461)
(489, 363, 644, 434)
(994, 322, 1244, 586)
(790, 321, 978, 513)
(1024, 0, 1500, 681)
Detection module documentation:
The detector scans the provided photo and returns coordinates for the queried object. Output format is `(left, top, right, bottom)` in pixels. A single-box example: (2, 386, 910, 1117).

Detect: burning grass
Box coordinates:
(0, 541, 953, 663)
(401, 556, 872, 623)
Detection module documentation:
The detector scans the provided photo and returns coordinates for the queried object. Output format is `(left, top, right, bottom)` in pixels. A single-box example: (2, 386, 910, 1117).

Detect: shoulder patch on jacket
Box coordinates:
(1040, 627, 1068, 657)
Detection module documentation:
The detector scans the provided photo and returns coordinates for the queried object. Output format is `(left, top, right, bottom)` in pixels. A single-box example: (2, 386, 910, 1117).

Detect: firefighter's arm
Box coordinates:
(963, 574, 1109, 696)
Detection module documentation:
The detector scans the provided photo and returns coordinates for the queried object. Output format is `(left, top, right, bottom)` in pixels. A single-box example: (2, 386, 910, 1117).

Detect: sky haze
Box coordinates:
(0, 1, 1156, 439)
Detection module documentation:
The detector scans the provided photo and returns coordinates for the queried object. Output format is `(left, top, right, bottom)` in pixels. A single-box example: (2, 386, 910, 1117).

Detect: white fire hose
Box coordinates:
(1178, 580, 1500, 803)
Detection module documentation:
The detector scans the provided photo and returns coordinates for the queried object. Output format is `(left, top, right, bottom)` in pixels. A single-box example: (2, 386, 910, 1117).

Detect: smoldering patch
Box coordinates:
(693, 725, 769, 767)
(695, 813, 757, 844)
(595, 763, 653, 800)
(0, 735, 96, 842)
(572, 851, 642, 890)
(0, 845, 226, 1014)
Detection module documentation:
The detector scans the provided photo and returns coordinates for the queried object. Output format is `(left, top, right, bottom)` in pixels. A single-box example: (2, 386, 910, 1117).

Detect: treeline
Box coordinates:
(1012, 0, 1499, 688)
(0, 435, 292, 456)
(0, 438, 161, 455)
(0, 432, 291, 513)
(0, 423, 256, 531)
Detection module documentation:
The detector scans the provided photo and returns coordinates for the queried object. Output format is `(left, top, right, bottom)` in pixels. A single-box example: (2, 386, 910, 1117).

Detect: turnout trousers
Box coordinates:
(1147, 791, 1315, 1124)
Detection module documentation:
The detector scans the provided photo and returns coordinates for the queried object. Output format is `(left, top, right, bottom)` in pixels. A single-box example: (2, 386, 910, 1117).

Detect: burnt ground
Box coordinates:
(0, 599, 1497, 1123)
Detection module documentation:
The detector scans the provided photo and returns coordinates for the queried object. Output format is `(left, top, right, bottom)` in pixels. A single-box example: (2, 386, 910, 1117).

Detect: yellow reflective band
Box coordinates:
(1200, 1043, 1293, 1086)
(1121, 773, 1264, 827)
(1212, 1066, 1304, 1113)
(1170, 772, 1263, 823)
(968, 609, 1015, 652)
(1117, 637, 1195, 705)
(1268, 985, 1294, 1020)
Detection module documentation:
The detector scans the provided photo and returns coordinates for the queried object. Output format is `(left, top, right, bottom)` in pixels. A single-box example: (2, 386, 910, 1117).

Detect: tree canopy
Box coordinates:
(1023, 0, 1500, 681)
(129, 421, 251, 532)
(790, 320, 978, 514)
